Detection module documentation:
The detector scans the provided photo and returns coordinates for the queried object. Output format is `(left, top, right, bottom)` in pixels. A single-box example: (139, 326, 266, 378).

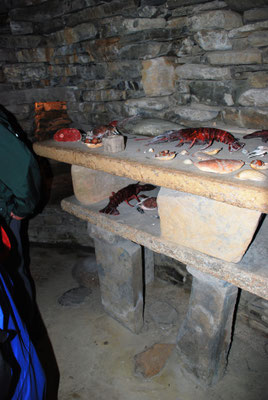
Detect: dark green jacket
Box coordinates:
(0, 109, 41, 224)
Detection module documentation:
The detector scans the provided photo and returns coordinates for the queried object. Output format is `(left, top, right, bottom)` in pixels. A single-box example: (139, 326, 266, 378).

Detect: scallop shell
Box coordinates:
(234, 169, 267, 182)
(250, 160, 268, 170)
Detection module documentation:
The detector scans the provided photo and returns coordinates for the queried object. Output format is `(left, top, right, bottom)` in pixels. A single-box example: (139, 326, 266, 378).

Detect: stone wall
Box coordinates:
(0, 0, 268, 140)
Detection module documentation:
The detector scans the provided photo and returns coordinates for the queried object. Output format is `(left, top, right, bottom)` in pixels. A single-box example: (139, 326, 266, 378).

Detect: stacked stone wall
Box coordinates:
(0, 0, 268, 139)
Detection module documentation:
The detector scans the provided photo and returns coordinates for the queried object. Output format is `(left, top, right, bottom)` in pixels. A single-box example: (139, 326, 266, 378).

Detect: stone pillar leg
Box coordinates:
(176, 266, 238, 386)
(144, 247, 154, 285)
(88, 223, 144, 334)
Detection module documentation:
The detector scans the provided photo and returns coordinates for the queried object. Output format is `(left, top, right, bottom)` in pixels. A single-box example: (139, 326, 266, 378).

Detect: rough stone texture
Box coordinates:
(124, 118, 183, 136)
(194, 30, 232, 51)
(222, 107, 268, 129)
(93, 232, 144, 334)
(1, 1, 268, 133)
(71, 254, 99, 289)
(148, 301, 178, 326)
(71, 165, 135, 205)
(28, 203, 93, 247)
(189, 81, 234, 106)
(157, 188, 261, 263)
(173, 105, 219, 121)
(175, 63, 231, 80)
(144, 247, 154, 285)
(188, 10, 243, 31)
(176, 267, 238, 385)
(58, 286, 92, 306)
(134, 343, 175, 378)
(103, 135, 125, 153)
(238, 88, 268, 107)
(238, 290, 268, 335)
(141, 57, 177, 96)
(244, 7, 268, 23)
(207, 49, 262, 65)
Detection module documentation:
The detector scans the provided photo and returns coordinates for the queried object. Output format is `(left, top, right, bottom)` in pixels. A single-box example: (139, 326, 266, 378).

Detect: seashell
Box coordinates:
(183, 159, 193, 165)
(250, 160, 268, 170)
(192, 151, 215, 161)
(203, 147, 222, 155)
(235, 169, 267, 182)
(194, 159, 244, 174)
(180, 150, 189, 155)
(148, 148, 154, 153)
(155, 150, 176, 160)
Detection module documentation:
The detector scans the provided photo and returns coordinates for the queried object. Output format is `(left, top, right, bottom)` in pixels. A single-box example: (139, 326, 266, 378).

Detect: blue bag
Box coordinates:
(0, 265, 46, 399)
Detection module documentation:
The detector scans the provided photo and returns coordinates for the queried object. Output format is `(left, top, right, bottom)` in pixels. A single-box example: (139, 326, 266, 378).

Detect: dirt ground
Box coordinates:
(30, 244, 268, 400)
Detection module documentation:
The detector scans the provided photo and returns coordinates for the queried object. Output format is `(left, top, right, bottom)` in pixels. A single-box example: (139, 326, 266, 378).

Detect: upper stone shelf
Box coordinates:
(33, 134, 268, 214)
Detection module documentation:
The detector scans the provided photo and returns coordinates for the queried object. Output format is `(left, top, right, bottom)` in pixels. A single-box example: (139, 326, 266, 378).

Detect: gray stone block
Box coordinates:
(176, 267, 238, 385)
(94, 237, 144, 333)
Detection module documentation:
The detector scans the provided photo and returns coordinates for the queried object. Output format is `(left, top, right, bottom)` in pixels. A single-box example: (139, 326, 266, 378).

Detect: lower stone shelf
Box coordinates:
(61, 195, 268, 301)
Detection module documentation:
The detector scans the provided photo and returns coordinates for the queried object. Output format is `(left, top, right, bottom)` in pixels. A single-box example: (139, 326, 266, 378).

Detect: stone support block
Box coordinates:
(71, 165, 135, 205)
(91, 224, 144, 333)
(157, 188, 261, 263)
(103, 135, 125, 153)
(176, 267, 238, 385)
(144, 247, 154, 285)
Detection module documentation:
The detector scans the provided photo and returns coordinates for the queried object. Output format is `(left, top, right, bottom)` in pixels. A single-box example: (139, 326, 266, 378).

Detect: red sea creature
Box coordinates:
(91, 121, 120, 138)
(146, 127, 245, 152)
(90, 115, 139, 140)
(243, 130, 268, 143)
(99, 182, 156, 215)
(53, 128, 81, 142)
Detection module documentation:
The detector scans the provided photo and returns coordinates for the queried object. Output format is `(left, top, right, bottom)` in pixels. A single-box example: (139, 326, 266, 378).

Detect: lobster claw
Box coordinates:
(247, 146, 268, 158)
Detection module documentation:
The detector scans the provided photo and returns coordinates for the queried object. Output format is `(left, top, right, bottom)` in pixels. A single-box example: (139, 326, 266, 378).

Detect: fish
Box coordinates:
(193, 159, 244, 174)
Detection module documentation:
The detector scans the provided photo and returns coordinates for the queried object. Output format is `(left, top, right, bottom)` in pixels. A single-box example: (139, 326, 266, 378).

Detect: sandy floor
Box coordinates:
(30, 244, 268, 400)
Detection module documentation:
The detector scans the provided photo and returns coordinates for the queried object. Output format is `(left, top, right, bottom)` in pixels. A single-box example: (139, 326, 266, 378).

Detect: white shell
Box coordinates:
(180, 150, 189, 155)
(234, 169, 267, 181)
(183, 159, 193, 165)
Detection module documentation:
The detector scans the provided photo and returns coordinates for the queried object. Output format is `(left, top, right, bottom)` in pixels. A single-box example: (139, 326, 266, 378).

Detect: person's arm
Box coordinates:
(0, 122, 41, 220)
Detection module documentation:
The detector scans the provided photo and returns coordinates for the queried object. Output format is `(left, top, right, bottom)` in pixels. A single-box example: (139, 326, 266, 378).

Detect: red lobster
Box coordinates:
(243, 130, 268, 143)
(146, 127, 245, 152)
(99, 182, 156, 215)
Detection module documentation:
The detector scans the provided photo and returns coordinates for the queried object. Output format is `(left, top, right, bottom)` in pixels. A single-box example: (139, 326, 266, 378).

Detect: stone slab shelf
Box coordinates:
(61, 195, 268, 301)
(33, 137, 268, 214)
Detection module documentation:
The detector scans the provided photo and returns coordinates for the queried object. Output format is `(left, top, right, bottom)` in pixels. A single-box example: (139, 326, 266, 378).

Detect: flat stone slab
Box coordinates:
(157, 188, 261, 263)
(134, 343, 175, 378)
(33, 137, 268, 214)
(61, 196, 268, 301)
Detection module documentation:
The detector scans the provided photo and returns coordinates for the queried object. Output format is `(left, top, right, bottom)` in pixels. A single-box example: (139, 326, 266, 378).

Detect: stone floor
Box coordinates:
(29, 243, 268, 400)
